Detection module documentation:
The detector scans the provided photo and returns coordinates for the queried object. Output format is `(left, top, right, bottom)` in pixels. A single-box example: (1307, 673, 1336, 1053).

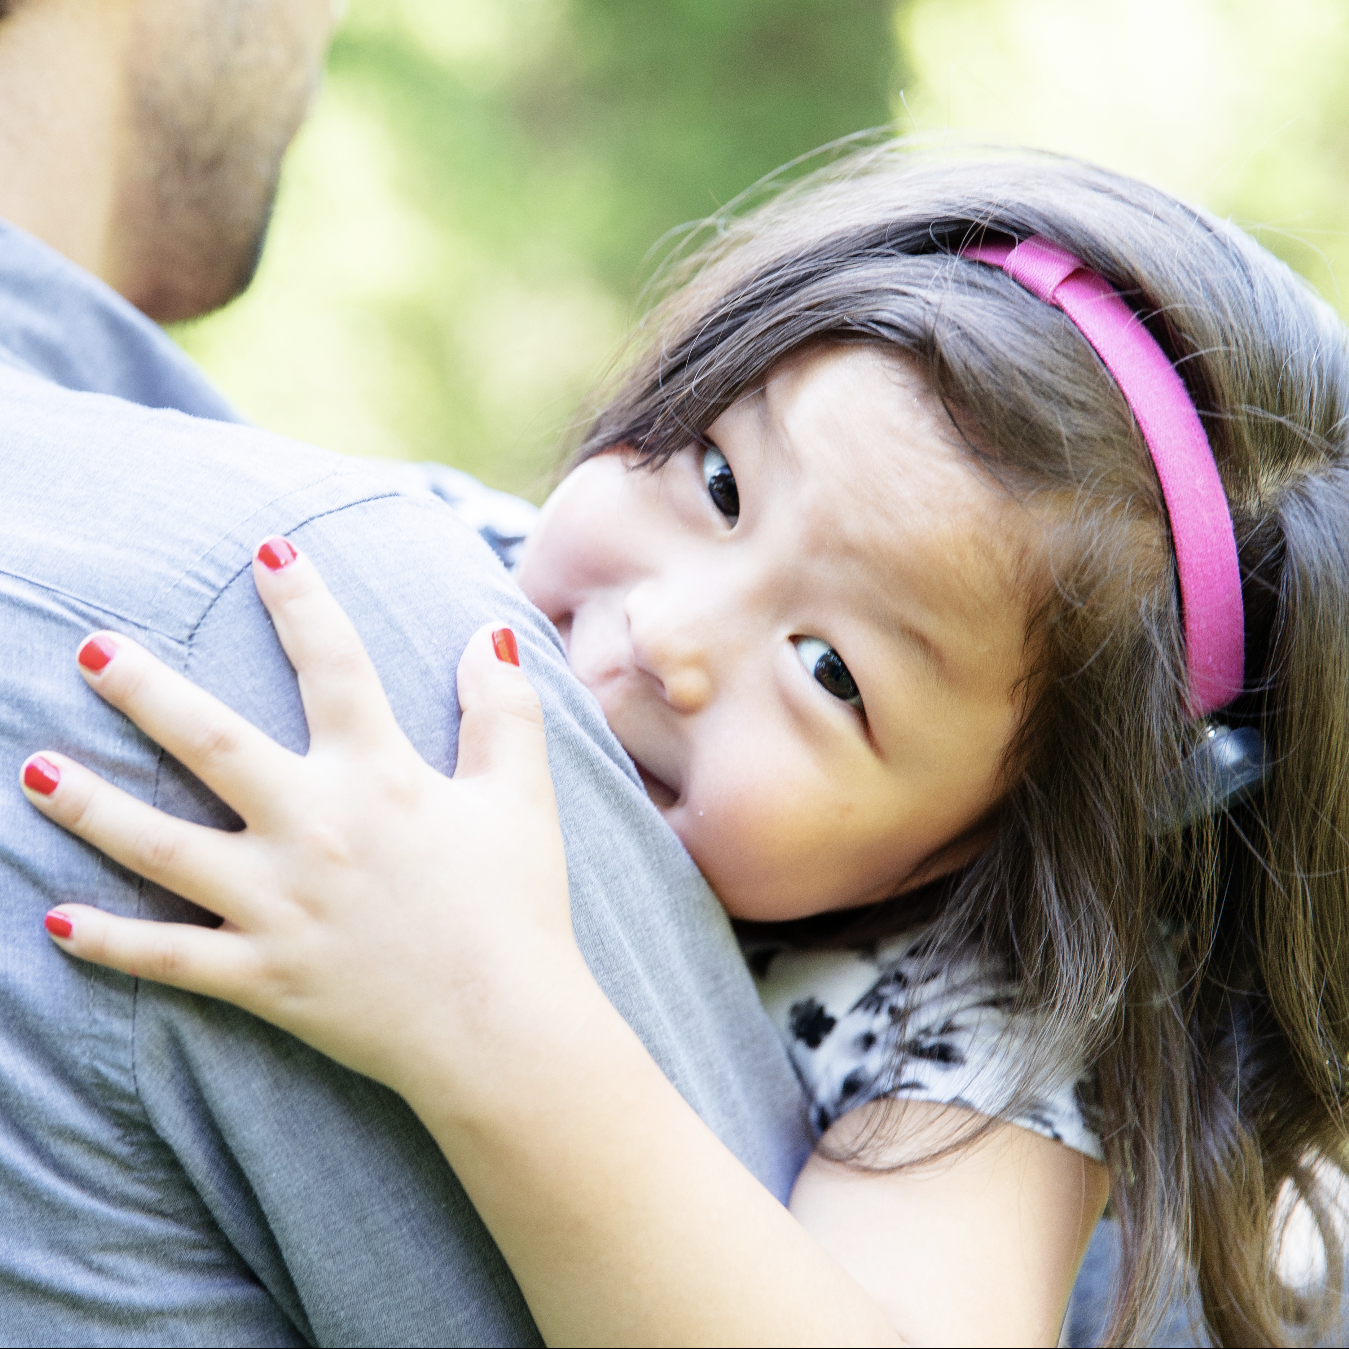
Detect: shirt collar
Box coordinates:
(0, 216, 241, 422)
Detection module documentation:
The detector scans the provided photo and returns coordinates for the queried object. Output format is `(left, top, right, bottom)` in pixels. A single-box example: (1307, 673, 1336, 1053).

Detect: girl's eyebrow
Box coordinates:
(822, 518, 953, 689)
(886, 612, 948, 684)
(754, 380, 805, 468)
(848, 593, 950, 713)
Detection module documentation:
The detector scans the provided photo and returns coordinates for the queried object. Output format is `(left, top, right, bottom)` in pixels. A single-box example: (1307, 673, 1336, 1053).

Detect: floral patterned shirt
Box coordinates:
(745, 924, 1103, 1159)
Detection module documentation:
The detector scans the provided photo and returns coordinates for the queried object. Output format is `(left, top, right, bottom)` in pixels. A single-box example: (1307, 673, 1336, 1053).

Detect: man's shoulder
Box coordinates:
(0, 362, 495, 643)
(0, 367, 550, 1349)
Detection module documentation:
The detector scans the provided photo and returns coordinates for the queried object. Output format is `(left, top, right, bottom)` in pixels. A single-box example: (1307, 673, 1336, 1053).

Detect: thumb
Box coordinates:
(453, 624, 551, 789)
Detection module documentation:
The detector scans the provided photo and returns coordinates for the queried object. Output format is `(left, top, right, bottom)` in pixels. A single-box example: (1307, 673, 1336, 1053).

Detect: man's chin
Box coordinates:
(129, 205, 274, 325)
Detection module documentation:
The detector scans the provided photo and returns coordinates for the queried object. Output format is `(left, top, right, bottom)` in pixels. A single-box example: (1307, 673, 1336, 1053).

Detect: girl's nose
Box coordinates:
(624, 582, 716, 714)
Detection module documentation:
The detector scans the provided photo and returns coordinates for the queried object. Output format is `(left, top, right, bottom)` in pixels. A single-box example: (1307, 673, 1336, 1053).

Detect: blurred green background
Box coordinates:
(172, 0, 1349, 500)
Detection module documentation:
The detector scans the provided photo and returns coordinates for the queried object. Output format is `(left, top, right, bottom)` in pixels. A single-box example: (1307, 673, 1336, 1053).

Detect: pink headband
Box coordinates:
(963, 236, 1244, 716)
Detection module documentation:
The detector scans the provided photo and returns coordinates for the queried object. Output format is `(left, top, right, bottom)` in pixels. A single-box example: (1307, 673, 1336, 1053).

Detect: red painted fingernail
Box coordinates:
(77, 634, 118, 673)
(23, 755, 60, 796)
(492, 628, 519, 666)
(257, 537, 297, 571)
(44, 911, 73, 939)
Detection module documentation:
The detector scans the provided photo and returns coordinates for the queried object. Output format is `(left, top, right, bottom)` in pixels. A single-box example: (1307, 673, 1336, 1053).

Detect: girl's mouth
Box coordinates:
(632, 758, 679, 810)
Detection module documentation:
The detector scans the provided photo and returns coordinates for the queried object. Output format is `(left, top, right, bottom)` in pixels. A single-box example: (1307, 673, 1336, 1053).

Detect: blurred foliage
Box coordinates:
(173, 0, 898, 497)
(175, 0, 1349, 499)
(894, 0, 1349, 305)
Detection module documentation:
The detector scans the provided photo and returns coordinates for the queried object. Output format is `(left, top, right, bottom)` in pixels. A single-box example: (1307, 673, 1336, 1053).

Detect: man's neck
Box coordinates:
(0, 0, 133, 288)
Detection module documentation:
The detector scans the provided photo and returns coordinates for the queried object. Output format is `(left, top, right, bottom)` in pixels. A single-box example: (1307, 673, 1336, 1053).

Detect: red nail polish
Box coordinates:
(492, 628, 520, 666)
(44, 911, 73, 939)
(77, 634, 118, 673)
(257, 537, 297, 571)
(23, 756, 60, 796)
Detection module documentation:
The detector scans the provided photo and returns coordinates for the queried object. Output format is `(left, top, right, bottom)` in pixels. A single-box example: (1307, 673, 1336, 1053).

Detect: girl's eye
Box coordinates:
(793, 637, 864, 711)
(701, 445, 739, 523)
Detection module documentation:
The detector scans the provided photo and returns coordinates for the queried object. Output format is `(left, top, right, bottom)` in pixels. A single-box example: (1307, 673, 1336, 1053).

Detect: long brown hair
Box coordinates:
(576, 148, 1349, 1345)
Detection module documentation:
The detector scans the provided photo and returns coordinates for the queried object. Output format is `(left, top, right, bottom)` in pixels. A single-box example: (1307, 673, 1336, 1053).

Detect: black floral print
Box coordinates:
(746, 924, 1103, 1159)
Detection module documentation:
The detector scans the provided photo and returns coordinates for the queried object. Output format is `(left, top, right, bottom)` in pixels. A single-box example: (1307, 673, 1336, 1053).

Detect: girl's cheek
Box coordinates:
(518, 461, 655, 614)
(516, 513, 605, 620)
(679, 771, 823, 921)
(689, 762, 922, 920)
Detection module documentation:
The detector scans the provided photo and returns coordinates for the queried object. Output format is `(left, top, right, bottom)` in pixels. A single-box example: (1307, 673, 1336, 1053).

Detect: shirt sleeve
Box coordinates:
(749, 924, 1104, 1163)
(366, 459, 540, 570)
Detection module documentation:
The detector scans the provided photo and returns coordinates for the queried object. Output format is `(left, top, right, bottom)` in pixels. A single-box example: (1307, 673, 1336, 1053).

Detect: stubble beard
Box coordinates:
(115, 0, 323, 324)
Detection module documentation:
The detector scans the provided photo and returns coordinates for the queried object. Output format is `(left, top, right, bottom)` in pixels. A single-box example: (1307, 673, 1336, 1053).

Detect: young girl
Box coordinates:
(20, 151, 1349, 1346)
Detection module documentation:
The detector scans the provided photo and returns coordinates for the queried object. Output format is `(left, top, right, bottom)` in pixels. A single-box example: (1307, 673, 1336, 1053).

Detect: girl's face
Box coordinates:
(516, 345, 1039, 921)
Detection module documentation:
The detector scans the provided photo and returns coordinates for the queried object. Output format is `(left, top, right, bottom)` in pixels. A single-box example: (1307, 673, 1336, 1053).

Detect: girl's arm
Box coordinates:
(414, 1017, 1106, 1347)
(22, 542, 1107, 1347)
(793, 1102, 1107, 1346)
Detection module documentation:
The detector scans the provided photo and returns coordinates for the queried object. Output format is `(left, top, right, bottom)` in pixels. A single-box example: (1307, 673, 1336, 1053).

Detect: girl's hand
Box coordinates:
(20, 537, 583, 1113)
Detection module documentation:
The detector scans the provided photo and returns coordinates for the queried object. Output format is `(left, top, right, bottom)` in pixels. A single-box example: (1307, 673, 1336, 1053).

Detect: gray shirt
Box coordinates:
(0, 219, 812, 1346)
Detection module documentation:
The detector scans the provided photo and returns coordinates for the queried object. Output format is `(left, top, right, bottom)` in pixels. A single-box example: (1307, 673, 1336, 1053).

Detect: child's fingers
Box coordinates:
(20, 753, 263, 925)
(250, 538, 402, 747)
(74, 630, 297, 822)
(43, 903, 259, 1002)
(453, 624, 553, 799)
